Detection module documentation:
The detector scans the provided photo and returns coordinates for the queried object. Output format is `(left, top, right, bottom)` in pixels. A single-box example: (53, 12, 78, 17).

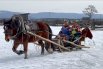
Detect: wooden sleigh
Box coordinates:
(27, 31, 91, 52)
(52, 35, 90, 52)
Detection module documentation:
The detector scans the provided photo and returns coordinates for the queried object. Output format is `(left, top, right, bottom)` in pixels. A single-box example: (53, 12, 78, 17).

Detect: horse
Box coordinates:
(3, 16, 53, 59)
(79, 27, 93, 43)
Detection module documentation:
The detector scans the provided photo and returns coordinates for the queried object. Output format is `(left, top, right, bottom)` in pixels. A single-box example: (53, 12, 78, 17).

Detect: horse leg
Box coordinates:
(23, 42, 28, 59)
(45, 42, 53, 54)
(38, 40, 45, 55)
(12, 41, 20, 55)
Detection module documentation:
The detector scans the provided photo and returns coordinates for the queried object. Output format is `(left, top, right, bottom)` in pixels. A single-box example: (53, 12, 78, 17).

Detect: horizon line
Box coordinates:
(0, 10, 102, 14)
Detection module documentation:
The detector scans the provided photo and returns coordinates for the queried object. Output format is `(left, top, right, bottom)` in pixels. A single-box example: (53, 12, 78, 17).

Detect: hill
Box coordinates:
(0, 11, 103, 19)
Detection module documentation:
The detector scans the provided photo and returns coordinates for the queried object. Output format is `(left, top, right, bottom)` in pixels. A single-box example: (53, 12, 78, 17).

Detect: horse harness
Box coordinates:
(4, 15, 49, 40)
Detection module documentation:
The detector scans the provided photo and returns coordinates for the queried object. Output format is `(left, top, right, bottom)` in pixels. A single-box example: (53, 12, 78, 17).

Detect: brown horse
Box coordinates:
(79, 27, 93, 42)
(3, 16, 53, 59)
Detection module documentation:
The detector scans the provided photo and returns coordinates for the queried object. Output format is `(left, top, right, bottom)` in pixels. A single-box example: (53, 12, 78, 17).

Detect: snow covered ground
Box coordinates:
(0, 26, 103, 69)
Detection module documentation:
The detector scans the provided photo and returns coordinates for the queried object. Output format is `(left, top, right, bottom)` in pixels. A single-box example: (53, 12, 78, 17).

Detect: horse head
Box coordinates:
(3, 16, 21, 41)
(80, 27, 93, 41)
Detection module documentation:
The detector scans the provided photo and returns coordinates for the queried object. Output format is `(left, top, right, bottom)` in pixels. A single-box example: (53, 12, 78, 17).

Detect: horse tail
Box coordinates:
(45, 23, 56, 51)
(45, 23, 52, 40)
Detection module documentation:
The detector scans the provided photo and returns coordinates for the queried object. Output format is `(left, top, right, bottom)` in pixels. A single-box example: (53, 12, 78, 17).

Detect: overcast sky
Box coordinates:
(0, 0, 103, 13)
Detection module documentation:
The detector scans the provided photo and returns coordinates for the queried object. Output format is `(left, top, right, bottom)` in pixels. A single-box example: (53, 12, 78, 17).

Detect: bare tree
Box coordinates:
(83, 5, 98, 29)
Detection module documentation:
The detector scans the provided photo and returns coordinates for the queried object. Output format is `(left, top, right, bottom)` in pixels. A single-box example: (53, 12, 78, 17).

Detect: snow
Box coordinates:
(0, 26, 103, 69)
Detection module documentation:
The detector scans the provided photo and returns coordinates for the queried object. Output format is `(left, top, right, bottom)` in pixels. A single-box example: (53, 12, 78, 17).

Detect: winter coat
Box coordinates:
(61, 26, 71, 36)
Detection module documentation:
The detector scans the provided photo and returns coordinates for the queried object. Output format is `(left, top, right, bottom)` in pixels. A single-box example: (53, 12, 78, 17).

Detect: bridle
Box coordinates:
(4, 25, 12, 35)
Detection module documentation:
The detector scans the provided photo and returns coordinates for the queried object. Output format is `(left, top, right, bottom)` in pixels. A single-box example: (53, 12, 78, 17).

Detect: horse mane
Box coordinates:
(3, 19, 12, 25)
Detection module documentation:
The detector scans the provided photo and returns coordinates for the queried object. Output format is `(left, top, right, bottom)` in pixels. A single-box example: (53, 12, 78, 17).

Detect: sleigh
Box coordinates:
(27, 31, 91, 52)
(51, 35, 90, 52)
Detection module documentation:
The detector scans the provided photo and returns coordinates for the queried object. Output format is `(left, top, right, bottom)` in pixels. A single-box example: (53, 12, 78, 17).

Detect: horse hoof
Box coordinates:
(24, 57, 28, 59)
(17, 50, 24, 55)
(48, 49, 53, 54)
(41, 53, 44, 55)
(19, 50, 24, 54)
